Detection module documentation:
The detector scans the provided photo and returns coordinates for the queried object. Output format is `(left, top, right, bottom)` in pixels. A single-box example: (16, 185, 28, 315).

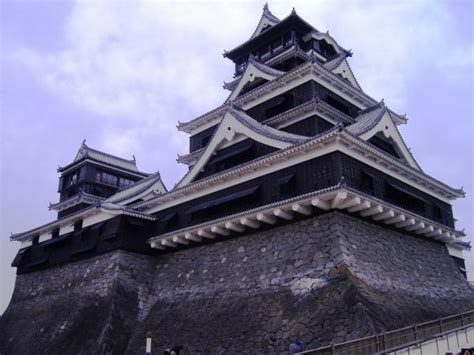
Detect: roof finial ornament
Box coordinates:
(291, 7, 297, 15)
(132, 154, 136, 163)
(81, 139, 87, 147)
(263, 2, 269, 11)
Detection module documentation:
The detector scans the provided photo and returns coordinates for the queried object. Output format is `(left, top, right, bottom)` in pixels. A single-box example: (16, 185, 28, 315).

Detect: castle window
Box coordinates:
(324, 95, 350, 115)
(51, 228, 60, 239)
(160, 211, 179, 230)
(96, 170, 118, 186)
(385, 182, 425, 215)
(368, 135, 400, 159)
(92, 186, 103, 196)
(188, 185, 260, 221)
(32, 235, 39, 245)
(283, 32, 292, 47)
(99, 222, 107, 236)
(66, 169, 81, 187)
(433, 206, 443, 223)
(271, 38, 283, 53)
(201, 136, 211, 148)
(277, 174, 296, 195)
(74, 220, 83, 231)
(361, 172, 375, 194)
(119, 177, 134, 188)
(264, 94, 294, 119)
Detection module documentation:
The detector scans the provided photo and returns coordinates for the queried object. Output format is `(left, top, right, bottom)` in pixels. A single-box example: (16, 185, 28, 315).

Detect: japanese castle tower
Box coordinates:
(1, 5, 473, 354)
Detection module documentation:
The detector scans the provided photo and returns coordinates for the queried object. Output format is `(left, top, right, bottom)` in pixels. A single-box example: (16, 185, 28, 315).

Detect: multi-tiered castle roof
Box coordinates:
(10, 5, 468, 277)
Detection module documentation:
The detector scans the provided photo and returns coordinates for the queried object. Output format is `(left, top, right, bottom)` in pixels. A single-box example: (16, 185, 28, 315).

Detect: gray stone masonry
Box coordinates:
(1, 211, 473, 354)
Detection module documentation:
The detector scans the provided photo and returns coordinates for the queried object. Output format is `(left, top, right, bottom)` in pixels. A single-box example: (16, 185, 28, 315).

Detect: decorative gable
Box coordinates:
(176, 107, 306, 187)
(249, 4, 280, 40)
(348, 103, 421, 171)
(227, 57, 284, 102)
(329, 58, 361, 90)
(105, 173, 167, 206)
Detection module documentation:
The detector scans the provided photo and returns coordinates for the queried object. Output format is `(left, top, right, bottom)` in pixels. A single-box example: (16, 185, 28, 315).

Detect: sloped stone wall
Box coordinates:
(1, 212, 473, 355)
(0, 251, 156, 355)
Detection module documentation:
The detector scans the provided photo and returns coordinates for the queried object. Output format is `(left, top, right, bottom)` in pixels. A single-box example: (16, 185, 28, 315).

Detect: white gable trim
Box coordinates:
(228, 62, 280, 102)
(331, 59, 361, 90)
(251, 17, 278, 39)
(140, 130, 461, 218)
(113, 181, 166, 206)
(250, 6, 280, 40)
(177, 111, 297, 187)
(359, 111, 421, 170)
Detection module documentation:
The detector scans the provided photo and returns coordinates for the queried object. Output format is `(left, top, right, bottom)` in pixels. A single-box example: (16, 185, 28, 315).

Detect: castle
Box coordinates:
(1, 5, 473, 354)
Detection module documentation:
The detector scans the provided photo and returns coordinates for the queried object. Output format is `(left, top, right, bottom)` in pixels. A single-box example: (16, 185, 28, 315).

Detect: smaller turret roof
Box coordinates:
(347, 100, 387, 136)
(58, 140, 150, 176)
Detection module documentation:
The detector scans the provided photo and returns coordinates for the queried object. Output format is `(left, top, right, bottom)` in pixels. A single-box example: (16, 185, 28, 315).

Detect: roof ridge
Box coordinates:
(357, 99, 385, 116)
(106, 172, 165, 204)
(83, 145, 137, 165)
(228, 106, 307, 144)
(323, 52, 349, 71)
(248, 55, 285, 76)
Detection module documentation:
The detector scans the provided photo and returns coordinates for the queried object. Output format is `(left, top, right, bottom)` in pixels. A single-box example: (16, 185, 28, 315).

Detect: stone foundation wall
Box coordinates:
(1, 212, 473, 355)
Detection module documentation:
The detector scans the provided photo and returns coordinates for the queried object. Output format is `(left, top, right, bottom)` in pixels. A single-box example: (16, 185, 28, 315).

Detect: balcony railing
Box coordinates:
(300, 310, 474, 355)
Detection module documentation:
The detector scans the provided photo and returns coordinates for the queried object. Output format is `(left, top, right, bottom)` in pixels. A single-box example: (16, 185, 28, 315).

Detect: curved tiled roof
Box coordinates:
(228, 106, 307, 145)
(347, 100, 387, 136)
(105, 172, 166, 204)
(59, 140, 151, 176)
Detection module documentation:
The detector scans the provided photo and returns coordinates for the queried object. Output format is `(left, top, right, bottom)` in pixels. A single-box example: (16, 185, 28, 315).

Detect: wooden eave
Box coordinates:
(176, 107, 307, 187)
(131, 129, 463, 221)
(57, 157, 151, 178)
(177, 98, 353, 166)
(148, 186, 466, 251)
(225, 58, 285, 102)
(105, 172, 167, 205)
(49, 192, 103, 212)
(10, 206, 99, 242)
(224, 12, 314, 61)
(178, 59, 407, 135)
(11, 200, 157, 243)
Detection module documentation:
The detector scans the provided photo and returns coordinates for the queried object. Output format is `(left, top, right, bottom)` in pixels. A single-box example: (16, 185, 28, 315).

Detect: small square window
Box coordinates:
(74, 220, 83, 231)
(52, 228, 60, 238)
(278, 174, 296, 195)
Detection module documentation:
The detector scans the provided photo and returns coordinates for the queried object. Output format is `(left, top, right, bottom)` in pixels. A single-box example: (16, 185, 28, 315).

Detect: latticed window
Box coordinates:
(119, 177, 134, 188)
(96, 170, 118, 186)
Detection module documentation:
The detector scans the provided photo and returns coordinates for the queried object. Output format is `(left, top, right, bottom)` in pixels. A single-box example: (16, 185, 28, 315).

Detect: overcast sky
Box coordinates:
(1, 0, 473, 314)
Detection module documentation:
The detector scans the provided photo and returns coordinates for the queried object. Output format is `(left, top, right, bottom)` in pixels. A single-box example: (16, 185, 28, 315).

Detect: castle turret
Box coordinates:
(51, 140, 151, 218)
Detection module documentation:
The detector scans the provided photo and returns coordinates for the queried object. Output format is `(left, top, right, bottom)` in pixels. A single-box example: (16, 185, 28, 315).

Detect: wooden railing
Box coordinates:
(300, 310, 474, 355)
